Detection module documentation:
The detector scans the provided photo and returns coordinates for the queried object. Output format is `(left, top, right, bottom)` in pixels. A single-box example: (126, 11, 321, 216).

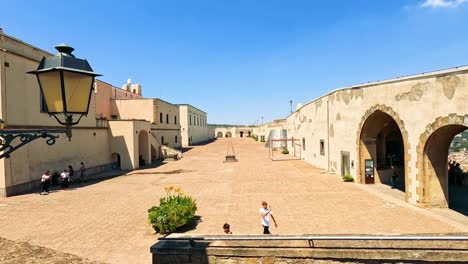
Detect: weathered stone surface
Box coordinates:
(336, 113, 341, 121)
(395, 82, 427, 101)
(437, 75, 461, 99)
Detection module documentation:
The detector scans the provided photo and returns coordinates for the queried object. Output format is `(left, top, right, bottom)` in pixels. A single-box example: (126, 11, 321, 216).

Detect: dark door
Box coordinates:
(365, 159, 375, 184)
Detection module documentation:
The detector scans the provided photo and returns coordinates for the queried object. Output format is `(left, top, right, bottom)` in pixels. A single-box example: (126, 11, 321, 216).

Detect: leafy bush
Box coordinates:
(282, 149, 289, 154)
(252, 135, 258, 141)
(148, 186, 197, 234)
(342, 174, 354, 182)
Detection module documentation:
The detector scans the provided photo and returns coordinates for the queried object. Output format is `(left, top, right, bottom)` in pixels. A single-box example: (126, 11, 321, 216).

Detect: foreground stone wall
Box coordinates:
(151, 237, 468, 264)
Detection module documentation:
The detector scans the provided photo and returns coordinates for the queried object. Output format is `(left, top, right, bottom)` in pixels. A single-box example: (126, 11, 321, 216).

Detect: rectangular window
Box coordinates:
(166, 114, 169, 124)
(302, 138, 306, 151)
(174, 116, 177, 125)
(190, 115, 192, 125)
(175, 136, 178, 143)
(320, 140, 325, 156)
(160, 113, 163, 123)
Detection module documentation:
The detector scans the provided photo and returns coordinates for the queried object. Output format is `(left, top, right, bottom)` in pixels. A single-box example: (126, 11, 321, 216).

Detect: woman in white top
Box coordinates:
(60, 169, 69, 189)
(41, 170, 51, 194)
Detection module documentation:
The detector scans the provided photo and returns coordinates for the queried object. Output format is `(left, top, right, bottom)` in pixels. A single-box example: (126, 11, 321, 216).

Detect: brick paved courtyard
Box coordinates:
(0, 138, 467, 263)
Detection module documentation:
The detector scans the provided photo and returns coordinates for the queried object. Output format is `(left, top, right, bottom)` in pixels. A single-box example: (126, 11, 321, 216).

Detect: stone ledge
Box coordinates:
(151, 238, 468, 263)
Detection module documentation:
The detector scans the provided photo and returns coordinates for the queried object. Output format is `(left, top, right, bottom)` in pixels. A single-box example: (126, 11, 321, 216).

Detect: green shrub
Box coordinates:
(282, 149, 289, 154)
(252, 135, 258, 141)
(148, 186, 197, 234)
(342, 174, 354, 182)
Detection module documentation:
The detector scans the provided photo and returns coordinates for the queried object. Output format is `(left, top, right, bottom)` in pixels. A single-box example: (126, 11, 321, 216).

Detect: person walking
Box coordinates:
(60, 169, 69, 189)
(223, 223, 232, 234)
(80, 162, 87, 183)
(41, 170, 51, 195)
(68, 165, 74, 184)
(259, 201, 277, 234)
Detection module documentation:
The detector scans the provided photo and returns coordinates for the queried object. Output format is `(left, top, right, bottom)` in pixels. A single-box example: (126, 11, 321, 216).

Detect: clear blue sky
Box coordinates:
(2, 0, 468, 124)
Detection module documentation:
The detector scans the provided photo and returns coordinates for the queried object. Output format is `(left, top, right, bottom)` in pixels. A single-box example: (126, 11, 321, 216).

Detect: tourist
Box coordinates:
(41, 170, 51, 195)
(259, 201, 277, 234)
(449, 159, 456, 184)
(391, 165, 398, 189)
(60, 169, 69, 189)
(223, 223, 232, 234)
(68, 165, 74, 184)
(80, 162, 87, 183)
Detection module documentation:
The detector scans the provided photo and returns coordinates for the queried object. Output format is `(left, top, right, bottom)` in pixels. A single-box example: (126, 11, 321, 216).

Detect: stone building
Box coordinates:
(178, 104, 211, 146)
(284, 66, 468, 209)
(0, 30, 183, 196)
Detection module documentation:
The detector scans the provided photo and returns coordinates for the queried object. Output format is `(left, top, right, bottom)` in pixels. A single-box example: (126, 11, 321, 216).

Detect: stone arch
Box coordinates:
(216, 131, 223, 138)
(356, 104, 411, 200)
(415, 114, 468, 208)
(226, 131, 232, 138)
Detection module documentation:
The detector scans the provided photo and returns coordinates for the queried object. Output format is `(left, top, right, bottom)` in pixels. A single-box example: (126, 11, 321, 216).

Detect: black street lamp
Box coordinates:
(0, 44, 101, 159)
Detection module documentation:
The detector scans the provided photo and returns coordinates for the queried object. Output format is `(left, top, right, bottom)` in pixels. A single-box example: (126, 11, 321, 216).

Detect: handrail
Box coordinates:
(159, 235, 468, 241)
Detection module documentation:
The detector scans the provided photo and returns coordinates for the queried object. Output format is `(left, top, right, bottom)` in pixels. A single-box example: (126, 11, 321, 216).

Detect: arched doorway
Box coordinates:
(358, 108, 406, 193)
(417, 115, 468, 213)
(226, 131, 232, 138)
(111, 153, 121, 170)
(139, 130, 150, 166)
(240, 131, 244, 138)
(247, 131, 252, 137)
(217, 131, 223, 138)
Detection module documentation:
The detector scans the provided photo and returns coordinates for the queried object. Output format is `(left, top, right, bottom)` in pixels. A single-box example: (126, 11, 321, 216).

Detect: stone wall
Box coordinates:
(151, 237, 468, 264)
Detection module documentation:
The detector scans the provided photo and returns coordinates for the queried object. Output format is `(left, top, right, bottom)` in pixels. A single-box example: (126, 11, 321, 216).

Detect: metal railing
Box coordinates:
(159, 235, 468, 241)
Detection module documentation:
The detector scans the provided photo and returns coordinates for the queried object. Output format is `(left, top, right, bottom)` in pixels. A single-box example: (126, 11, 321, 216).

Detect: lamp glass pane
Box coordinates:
(37, 71, 63, 113)
(63, 71, 93, 113)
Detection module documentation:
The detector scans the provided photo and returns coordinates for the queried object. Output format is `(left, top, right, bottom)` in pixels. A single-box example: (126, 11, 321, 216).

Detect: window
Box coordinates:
(160, 113, 163, 123)
(174, 116, 177, 125)
(161, 136, 164, 144)
(175, 136, 178, 143)
(190, 115, 192, 125)
(197, 117, 199, 126)
(302, 138, 306, 151)
(320, 140, 325, 156)
(166, 114, 169, 124)
(111, 115, 117, 120)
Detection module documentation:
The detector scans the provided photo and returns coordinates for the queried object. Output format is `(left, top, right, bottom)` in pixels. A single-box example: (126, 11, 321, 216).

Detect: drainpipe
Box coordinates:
(327, 99, 330, 172)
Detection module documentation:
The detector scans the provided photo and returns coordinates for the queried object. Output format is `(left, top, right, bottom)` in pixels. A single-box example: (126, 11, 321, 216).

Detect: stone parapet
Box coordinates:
(151, 236, 468, 263)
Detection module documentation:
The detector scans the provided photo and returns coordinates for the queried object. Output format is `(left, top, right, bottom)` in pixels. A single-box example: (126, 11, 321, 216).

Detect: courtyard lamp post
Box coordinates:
(0, 44, 101, 159)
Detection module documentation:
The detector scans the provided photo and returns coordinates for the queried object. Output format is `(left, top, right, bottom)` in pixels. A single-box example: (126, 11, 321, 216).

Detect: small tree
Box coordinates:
(148, 186, 197, 234)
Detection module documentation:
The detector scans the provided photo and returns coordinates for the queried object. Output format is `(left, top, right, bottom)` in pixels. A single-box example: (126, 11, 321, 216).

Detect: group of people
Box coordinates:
(449, 158, 465, 185)
(40, 162, 87, 195)
(223, 200, 278, 235)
